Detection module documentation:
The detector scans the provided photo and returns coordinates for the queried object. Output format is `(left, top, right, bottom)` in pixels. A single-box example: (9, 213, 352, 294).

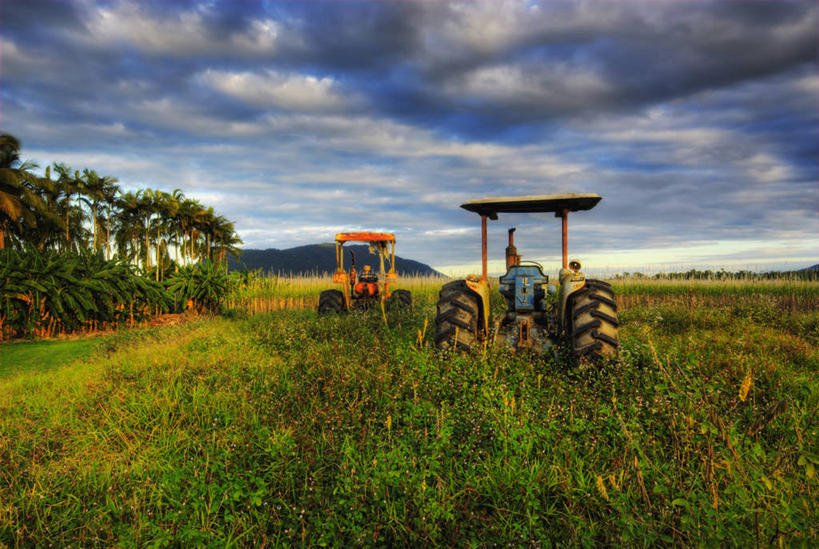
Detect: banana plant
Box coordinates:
(166, 260, 233, 314)
(1, 247, 170, 339)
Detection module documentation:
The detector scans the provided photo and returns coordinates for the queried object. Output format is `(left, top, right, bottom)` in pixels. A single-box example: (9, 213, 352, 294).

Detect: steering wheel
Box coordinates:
(519, 260, 544, 270)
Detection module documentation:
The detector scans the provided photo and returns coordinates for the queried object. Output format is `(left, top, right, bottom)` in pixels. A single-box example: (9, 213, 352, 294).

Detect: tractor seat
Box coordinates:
(358, 271, 378, 283)
(354, 270, 379, 297)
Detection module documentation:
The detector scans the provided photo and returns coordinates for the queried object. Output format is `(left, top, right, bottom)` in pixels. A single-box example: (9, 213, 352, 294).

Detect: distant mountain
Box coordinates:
(800, 264, 819, 271)
(228, 243, 445, 277)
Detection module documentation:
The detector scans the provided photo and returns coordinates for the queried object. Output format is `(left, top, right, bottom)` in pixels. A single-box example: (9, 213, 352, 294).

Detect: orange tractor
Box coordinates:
(317, 232, 412, 313)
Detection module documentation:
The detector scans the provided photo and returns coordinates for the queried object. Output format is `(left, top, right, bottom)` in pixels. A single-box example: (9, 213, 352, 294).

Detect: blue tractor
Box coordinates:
(434, 194, 619, 360)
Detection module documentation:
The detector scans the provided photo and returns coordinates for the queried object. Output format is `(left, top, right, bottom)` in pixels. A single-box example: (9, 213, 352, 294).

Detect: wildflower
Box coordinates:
(739, 373, 752, 402)
(596, 475, 609, 502)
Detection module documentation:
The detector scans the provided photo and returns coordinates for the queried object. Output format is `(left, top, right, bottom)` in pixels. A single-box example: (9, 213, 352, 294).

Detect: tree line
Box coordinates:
(612, 268, 818, 281)
(0, 133, 242, 278)
(1, 133, 243, 339)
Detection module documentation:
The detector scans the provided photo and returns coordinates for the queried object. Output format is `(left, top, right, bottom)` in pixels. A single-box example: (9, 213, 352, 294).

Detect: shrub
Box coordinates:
(0, 247, 169, 339)
(166, 260, 233, 314)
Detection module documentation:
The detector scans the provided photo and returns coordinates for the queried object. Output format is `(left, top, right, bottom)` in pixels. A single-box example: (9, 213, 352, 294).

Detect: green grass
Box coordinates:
(0, 337, 105, 380)
(0, 286, 816, 546)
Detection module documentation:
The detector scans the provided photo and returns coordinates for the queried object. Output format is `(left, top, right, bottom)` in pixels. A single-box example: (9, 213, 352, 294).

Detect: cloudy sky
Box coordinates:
(1, 0, 816, 274)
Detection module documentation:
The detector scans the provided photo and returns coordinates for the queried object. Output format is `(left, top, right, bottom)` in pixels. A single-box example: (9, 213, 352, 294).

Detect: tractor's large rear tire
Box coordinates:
(435, 280, 480, 351)
(318, 289, 345, 314)
(567, 279, 619, 360)
(389, 289, 412, 310)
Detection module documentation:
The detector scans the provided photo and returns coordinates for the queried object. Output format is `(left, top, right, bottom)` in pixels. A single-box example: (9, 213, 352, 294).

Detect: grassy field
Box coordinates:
(227, 273, 819, 314)
(225, 274, 446, 313)
(0, 278, 817, 546)
(0, 337, 105, 380)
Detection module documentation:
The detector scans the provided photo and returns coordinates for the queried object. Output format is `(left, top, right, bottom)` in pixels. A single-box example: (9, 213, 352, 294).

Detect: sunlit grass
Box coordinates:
(227, 273, 819, 315)
(226, 274, 446, 313)
(613, 277, 819, 313)
(0, 337, 104, 380)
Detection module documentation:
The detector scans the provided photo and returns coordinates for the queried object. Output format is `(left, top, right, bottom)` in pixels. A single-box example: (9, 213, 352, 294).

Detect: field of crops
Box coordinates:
(1, 276, 817, 546)
(227, 273, 819, 315)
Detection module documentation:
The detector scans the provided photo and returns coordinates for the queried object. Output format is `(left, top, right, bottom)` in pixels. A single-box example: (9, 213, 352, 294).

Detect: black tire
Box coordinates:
(389, 289, 412, 310)
(566, 279, 619, 360)
(434, 280, 480, 351)
(318, 289, 345, 314)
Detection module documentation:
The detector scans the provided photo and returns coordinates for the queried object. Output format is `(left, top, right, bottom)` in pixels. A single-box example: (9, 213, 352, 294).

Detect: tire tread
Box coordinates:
(566, 278, 619, 361)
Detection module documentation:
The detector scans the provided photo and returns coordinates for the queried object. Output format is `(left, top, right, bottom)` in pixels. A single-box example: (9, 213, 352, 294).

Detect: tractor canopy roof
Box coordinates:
(335, 232, 395, 243)
(460, 193, 601, 219)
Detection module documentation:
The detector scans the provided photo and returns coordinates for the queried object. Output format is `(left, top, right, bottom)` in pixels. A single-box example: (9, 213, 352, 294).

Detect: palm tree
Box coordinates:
(0, 133, 23, 168)
(24, 166, 66, 251)
(0, 134, 43, 250)
(0, 169, 29, 251)
(135, 189, 156, 271)
(176, 197, 205, 266)
(193, 207, 216, 262)
(212, 215, 243, 269)
(115, 190, 143, 266)
(2, 133, 240, 264)
(169, 189, 185, 267)
(100, 178, 121, 259)
(82, 169, 119, 253)
(149, 189, 177, 280)
(53, 163, 88, 250)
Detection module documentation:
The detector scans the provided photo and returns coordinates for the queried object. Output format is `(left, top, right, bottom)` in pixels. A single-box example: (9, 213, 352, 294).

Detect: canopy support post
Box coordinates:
(481, 214, 488, 280)
(561, 209, 568, 269)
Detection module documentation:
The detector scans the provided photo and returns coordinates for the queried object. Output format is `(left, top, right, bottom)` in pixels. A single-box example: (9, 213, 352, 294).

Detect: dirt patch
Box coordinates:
(149, 311, 200, 327)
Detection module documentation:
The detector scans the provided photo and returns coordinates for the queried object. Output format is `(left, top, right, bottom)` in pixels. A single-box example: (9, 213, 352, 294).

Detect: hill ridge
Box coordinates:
(227, 244, 444, 277)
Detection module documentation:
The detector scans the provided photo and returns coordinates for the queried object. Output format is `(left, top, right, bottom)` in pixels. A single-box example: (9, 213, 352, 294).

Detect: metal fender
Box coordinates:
(558, 267, 586, 333)
(464, 275, 491, 337)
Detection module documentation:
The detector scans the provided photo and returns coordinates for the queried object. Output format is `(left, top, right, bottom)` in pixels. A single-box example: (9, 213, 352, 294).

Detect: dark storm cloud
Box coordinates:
(394, 1, 818, 130)
(4, 1, 816, 133)
(262, 1, 422, 69)
(0, 0, 83, 36)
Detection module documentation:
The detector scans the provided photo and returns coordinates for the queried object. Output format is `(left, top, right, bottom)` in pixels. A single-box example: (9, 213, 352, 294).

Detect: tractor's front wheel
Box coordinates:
(388, 289, 412, 310)
(567, 279, 619, 360)
(434, 280, 480, 351)
(318, 289, 345, 314)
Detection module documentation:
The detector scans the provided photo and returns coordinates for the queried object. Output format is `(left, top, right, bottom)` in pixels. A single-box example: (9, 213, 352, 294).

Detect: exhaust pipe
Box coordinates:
(506, 228, 520, 269)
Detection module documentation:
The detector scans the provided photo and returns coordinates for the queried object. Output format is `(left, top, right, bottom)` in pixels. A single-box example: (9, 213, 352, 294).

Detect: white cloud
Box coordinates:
(130, 98, 269, 137)
(199, 69, 350, 112)
(423, 0, 627, 60)
(434, 238, 819, 277)
(82, 2, 282, 56)
(422, 227, 476, 237)
(743, 153, 795, 184)
(436, 0, 537, 55)
(444, 63, 612, 108)
(26, 148, 164, 180)
(793, 73, 819, 95)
